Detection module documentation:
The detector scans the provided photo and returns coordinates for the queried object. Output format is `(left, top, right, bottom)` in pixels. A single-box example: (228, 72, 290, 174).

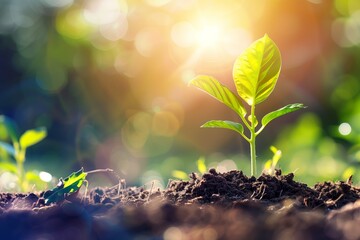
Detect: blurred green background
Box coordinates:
(0, 0, 359, 191)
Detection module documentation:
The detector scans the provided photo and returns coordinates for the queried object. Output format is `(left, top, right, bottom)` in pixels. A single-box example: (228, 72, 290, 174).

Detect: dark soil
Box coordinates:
(1, 169, 360, 240)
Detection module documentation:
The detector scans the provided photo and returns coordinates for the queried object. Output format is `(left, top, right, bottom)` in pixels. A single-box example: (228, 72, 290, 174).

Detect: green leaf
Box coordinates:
(0, 141, 15, 156)
(0, 115, 19, 142)
(0, 162, 17, 173)
(197, 157, 207, 174)
(233, 34, 281, 106)
(189, 75, 246, 117)
(201, 120, 244, 135)
(247, 115, 258, 128)
(269, 146, 282, 167)
(172, 170, 188, 180)
(19, 127, 47, 150)
(44, 168, 87, 205)
(261, 103, 306, 127)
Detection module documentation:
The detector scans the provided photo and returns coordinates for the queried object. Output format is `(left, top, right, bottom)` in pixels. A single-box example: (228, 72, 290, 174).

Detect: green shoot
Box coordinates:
(196, 156, 207, 175)
(263, 146, 282, 175)
(0, 116, 47, 191)
(44, 168, 87, 205)
(172, 156, 208, 180)
(342, 166, 355, 182)
(190, 34, 306, 176)
(44, 168, 113, 205)
(172, 170, 189, 180)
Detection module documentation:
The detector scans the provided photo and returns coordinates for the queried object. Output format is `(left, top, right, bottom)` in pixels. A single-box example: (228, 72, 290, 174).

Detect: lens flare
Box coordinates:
(197, 25, 222, 47)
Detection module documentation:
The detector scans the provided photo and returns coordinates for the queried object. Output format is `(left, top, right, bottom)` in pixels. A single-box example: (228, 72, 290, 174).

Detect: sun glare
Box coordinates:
(197, 25, 222, 47)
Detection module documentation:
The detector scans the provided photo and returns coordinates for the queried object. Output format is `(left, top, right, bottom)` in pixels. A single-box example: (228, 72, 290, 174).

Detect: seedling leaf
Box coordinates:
(20, 127, 47, 150)
(0, 162, 17, 173)
(172, 170, 188, 180)
(0, 115, 19, 142)
(197, 157, 207, 174)
(201, 120, 244, 135)
(261, 103, 306, 128)
(233, 34, 281, 106)
(189, 75, 246, 117)
(44, 168, 87, 205)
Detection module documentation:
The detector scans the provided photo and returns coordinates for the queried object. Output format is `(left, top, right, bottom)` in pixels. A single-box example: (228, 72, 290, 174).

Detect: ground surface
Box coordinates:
(1, 169, 360, 240)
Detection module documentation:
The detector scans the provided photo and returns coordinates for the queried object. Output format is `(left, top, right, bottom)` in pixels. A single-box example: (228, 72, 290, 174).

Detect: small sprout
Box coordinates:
(0, 116, 47, 191)
(263, 146, 282, 175)
(342, 166, 355, 182)
(172, 170, 189, 180)
(44, 168, 114, 205)
(196, 156, 207, 175)
(44, 168, 87, 205)
(172, 157, 208, 180)
(190, 34, 306, 176)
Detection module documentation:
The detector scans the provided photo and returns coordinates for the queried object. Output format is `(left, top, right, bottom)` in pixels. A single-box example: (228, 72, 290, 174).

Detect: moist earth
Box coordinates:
(0, 169, 360, 240)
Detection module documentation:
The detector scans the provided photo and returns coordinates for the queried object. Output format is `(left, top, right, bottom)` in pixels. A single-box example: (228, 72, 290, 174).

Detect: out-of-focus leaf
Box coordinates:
(269, 146, 282, 167)
(189, 75, 247, 117)
(0, 142, 15, 156)
(0, 162, 17, 173)
(197, 157, 207, 174)
(44, 168, 87, 205)
(0, 115, 19, 142)
(201, 120, 244, 135)
(172, 170, 188, 180)
(263, 160, 272, 171)
(19, 127, 47, 150)
(233, 34, 281, 106)
(25, 171, 48, 190)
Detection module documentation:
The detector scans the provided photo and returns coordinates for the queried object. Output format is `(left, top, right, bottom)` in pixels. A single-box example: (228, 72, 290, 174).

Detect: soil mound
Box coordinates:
(0, 169, 360, 240)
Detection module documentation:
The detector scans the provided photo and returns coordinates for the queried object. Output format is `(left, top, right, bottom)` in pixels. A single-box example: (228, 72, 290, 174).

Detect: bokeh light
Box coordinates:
(339, 122, 352, 136)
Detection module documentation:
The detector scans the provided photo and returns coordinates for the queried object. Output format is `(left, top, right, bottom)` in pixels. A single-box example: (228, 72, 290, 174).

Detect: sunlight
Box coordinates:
(83, 0, 128, 26)
(197, 25, 222, 47)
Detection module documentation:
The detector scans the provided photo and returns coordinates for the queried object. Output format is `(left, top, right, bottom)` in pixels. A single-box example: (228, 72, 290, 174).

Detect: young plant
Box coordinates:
(263, 146, 282, 175)
(0, 116, 47, 191)
(172, 156, 208, 180)
(44, 168, 113, 205)
(190, 34, 305, 176)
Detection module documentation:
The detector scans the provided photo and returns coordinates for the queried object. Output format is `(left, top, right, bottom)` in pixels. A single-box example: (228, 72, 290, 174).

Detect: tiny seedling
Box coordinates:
(172, 156, 208, 180)
(0, 116, 47, 191)
(190, 34, 305, 176)
(263, 146, 282, 175)
(44, 168, 113, 205)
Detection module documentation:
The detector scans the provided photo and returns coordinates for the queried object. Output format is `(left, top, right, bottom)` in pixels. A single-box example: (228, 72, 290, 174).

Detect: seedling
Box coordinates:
(190, 34, 305, 176)
(263, 146, 282, 175)
(44, 168, 113, 205)
(172, 156, 208, 180)
(0, 116, 47, 191)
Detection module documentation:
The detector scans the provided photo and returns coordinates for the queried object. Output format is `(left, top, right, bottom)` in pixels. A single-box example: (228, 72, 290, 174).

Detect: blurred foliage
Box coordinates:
(0, 116, 52, 191)
(0, 0, 360, 187)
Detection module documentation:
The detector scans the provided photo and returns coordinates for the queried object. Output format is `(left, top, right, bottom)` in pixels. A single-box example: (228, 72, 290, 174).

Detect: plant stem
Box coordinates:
(250, 104, 257, 176)
(250, 133, 256, 176)
(17, 160, 24, 192)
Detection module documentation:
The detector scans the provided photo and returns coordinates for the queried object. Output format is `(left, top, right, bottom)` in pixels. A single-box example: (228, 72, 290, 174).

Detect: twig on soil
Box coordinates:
(166, 179, 173, 189)
(117, 179, 126, 196)
(85, 168, 114, 175)
(258, 185, 267, 200)
(82, 180, 89, 203)
(251, 182, 266, 199)
(325, 194, 344, 208)
(147, 181, 155, 202)
(278, 189, 283, 198)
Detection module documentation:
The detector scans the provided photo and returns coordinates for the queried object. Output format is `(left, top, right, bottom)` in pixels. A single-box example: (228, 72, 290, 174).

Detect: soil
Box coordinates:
(1, 169, 360, 240)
